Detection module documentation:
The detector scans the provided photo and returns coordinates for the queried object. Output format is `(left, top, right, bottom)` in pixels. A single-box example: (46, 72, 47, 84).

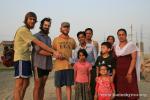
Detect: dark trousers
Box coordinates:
(90, 68, 96, 100)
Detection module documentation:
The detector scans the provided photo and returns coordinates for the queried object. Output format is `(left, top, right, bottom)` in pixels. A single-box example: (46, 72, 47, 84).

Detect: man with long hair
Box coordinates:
(13, 12, 61, 100)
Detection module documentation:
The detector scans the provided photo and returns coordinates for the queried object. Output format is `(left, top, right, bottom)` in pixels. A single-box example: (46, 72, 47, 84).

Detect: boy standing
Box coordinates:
(95, 42, 116, 81)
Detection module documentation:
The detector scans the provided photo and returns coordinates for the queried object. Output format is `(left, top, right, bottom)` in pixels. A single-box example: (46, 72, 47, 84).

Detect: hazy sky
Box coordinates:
(0, 0, 150, 52)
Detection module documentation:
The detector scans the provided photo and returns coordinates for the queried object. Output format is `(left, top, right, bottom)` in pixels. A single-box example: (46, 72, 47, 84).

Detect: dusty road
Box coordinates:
(0, 67, 150, 100)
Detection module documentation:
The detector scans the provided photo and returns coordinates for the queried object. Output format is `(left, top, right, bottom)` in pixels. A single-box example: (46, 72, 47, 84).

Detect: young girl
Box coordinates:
(74, 49, 92, 100)
(95, 64, 115, 100)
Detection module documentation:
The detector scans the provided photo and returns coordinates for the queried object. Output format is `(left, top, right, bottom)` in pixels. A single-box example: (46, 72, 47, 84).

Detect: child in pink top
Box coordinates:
(95, 64, 115, 100)
(74, 49, 92, 100)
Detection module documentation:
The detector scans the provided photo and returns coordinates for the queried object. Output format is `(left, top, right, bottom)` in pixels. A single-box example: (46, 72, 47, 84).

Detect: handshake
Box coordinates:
(53, 51, 65, 60)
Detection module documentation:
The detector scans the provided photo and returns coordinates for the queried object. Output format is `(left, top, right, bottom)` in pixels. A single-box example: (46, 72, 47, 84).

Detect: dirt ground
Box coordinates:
(0, 65, 150, 100)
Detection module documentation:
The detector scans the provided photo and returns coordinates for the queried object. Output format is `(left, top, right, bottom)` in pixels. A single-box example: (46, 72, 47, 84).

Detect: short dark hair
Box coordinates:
(101, 42, 112, 49)
(107, 35, 115, 42)
(77, 31, 86, 38)
(117, 28, 127, 35)
(77, 49, 88, 59)
(24, 12, 37, 24)
(40, 17, 51, 30)
(85, 28, 93, 33)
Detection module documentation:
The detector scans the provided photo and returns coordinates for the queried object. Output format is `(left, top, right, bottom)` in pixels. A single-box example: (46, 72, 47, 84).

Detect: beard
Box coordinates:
(26, 24, 34, 29)
(62, 32, 68, 36)
(61, 30, 69, 36)
(41, 28, 49, 34)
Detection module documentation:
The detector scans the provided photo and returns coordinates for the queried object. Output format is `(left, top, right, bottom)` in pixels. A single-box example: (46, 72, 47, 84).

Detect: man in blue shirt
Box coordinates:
(32, 18, 53, 100)
(72, 31, 97, 66)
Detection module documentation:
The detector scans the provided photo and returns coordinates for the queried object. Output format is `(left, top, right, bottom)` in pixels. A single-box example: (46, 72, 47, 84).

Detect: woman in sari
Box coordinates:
(114, 28, 140, 100)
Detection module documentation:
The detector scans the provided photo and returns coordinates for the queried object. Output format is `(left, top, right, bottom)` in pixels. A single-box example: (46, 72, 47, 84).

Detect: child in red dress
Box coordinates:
(94, 64, 115, 100)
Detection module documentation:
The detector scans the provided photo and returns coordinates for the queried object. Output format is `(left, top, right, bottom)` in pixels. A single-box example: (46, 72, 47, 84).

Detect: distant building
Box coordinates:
(0, 41, 13, 56)
(0, 41, 13, 47)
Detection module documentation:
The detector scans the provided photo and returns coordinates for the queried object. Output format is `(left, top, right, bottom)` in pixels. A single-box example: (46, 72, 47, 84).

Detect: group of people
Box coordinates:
(13, 12, 140, 100)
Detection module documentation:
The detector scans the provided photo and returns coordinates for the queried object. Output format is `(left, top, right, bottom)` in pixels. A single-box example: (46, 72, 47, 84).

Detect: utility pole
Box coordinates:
(140, 25, 144, 63)
(131, 24, 133, 41)
(136, 32, 139, 47)
(103, 33, 106, 42)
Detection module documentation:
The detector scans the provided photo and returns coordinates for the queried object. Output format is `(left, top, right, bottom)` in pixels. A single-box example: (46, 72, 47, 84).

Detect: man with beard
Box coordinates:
(53, 22, 76, 100)
(32, 18, 53, 100)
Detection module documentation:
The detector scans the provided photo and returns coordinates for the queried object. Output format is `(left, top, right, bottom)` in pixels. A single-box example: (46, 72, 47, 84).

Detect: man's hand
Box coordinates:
(53, 51, 62, 59)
